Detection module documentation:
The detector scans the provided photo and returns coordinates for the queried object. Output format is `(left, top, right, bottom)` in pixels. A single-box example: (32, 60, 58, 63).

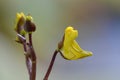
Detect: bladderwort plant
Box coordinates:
(14, 12, 93, 80)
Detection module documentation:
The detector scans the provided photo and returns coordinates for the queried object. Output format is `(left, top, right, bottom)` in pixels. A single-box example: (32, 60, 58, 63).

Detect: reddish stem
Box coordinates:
(43, 50, 58, 80)
(17, 33, 36, 80)
(28, 33, 36, 80)
(29, 33, 33, 46)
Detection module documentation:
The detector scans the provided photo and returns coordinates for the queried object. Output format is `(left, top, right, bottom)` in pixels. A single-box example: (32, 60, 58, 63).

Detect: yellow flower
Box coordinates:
(14, 12, 26, 33)
(14, 12, 36, 34)
(14, 12, 36, 43)
(59, 26, 93, 60)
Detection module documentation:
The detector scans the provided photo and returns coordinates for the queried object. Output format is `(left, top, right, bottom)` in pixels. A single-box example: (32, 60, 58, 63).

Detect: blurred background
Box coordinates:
(0, 0, 120, 80)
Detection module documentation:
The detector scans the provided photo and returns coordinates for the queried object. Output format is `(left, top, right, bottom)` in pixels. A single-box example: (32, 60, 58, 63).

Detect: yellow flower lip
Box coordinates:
(59, 26, 93, 60)
(65, 26, 78, 34)
(65, 26, 78, 40)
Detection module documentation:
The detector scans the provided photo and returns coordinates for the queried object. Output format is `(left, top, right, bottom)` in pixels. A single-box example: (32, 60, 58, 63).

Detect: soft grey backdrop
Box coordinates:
(0, 0, 120, 80)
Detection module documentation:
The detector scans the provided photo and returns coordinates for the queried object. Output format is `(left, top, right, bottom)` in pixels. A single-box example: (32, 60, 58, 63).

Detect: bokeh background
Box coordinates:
(0, 0, 120, 80)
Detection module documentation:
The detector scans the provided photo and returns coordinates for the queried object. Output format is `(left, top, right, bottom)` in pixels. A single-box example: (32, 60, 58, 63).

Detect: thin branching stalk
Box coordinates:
(17, 33, 36, 80)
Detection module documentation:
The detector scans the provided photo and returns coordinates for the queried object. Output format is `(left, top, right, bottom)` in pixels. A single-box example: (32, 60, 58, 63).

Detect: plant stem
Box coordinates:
(29, 33, 33, 46)
(28, 33, 36, 80)
(26, 56, 31, 78)
(29, 47, 36, 80)
(30, 60, 36, 80)
(43, 50, 58, 80)
(17, 34, 31, 77)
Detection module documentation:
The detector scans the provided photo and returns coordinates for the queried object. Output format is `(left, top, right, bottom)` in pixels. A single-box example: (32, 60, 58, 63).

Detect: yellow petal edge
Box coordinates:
(60, 26, 93, 60)
(14, 12, 26, 31)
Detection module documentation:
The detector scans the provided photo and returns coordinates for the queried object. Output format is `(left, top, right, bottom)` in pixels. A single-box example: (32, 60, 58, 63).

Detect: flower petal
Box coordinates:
(59, 26, 93, 60)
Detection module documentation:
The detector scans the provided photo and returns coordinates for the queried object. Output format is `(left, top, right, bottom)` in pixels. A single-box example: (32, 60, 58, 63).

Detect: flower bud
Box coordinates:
(24, 15, 36, 33)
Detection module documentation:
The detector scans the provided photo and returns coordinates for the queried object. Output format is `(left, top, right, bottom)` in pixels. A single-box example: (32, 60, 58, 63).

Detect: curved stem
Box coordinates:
(43, 50, 58, 80)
